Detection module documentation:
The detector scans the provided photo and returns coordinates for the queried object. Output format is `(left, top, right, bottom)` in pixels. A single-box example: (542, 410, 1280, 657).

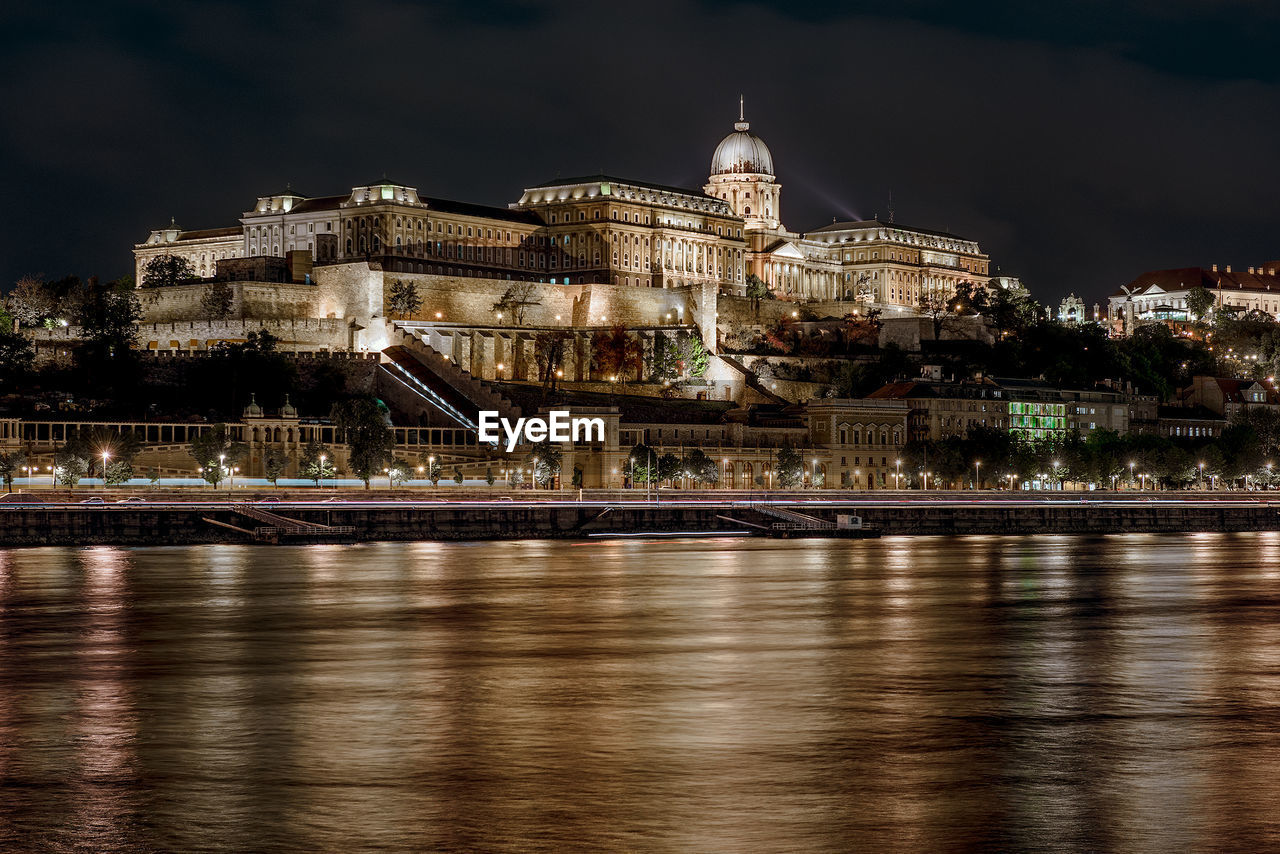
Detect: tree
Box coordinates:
(299, 441, 335, 485)
(533, 330, 570, 390)
(388, 279, 423, 319)
(54, 446, 89, 489)
(678, 332, 710, 378)
(452, 468, 464, 485)
(485, 466, 496, 487)
(0, 450, 26, 493)
(629, 443, 657, 484)
(1186, 286, 1216, 322)
(590, 325, 645, 383)
(950, 281, 990, 316)
(75, 278, 142, 367)
(331, 397, 396, 489)
(189, 424, 249, 488)
(492, 281, 541, 325)
(683, 448, 718, 486)
(0, 327, 34, 385)
(526, 440, 562, 488)
(263, 447, 290, 487)
(745, 273, 772, 308)
(387, 458, 412, 486)
(141, 255, 196, 288)
(775, 444, 803, 489)
(103, 459, 133, 486)
(918, 289, 955, 340)
(656, 452, 682, 484)
(8, 275, 55, 327)
(650, 333, 680, 386)
(200, 281, 235, 320)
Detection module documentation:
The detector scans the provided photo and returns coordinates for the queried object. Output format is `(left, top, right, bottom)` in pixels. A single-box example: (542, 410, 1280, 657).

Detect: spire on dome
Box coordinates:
(735, 95, 749, 132)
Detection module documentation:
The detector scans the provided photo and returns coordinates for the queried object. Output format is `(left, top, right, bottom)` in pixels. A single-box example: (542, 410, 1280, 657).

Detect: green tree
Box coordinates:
(745, 273, 772, 307)
(1186, 286, 1216, 322)
(388, 279, 423, 319)
(775, 444, 804, 489)
(141, 254, 197, 288)
(526, 440, 562, 488)
(200, 280, 235, 319)
(485, 466, 496, 487)
(656, 452, 683, 484)
(54, 447, 89, 489)
(628, 443, 657, 484)
(75, 278, 142, 374)
(683, 448, 719, 485)
(189, 424, 249, 488)
(0, 449, 27, 493)
(678, 332, 710, 378)
(387, 458, 412, 486)
(263, 447, 290, 486)
(650, 333, 680, 386)
(299, 441, 335, 485)
(452, 468, 464, 485)
(332, 397, 395, 489)
(419, 454, 442, 486)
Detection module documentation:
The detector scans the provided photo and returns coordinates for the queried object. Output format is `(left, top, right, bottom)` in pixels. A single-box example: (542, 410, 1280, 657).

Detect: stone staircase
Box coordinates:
(385, 324, 522, 422)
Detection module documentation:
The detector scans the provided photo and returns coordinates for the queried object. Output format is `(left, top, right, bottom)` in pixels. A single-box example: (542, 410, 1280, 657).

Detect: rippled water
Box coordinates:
(3, 534, 1280, 852)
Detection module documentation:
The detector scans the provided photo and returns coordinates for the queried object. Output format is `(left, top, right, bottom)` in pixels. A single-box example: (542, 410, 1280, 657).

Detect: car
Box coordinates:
(79, 497, 105, 504)
(498, 496, 514, 502)
(117, 497, 146, 504)
(321, 497, 345, 503)
(258, 497, 281, 504)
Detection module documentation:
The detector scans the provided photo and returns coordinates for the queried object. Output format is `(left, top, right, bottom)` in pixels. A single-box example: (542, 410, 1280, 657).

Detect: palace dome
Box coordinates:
(711, 113, 774, 177)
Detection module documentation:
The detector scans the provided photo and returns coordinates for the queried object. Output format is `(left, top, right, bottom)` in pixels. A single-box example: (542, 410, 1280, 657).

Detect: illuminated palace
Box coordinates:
(135, 103, 992, 317)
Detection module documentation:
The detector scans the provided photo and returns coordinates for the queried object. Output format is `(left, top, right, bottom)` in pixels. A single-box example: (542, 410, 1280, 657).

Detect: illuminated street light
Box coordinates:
(974, 460, 981, 490)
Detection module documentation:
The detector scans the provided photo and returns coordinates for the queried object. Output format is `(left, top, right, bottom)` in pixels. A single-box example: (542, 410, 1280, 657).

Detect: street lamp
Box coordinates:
(1198, 461, 1205, 490)
(812, 458, 818, 489)
(101, 451, 110, 487)
(1129, 460, 1135, 489)
(921, 471, 929, 491)
(895, 458, 902, 490)
(1052, 459, 1060, 491)
(319, 454, 327, 491)
(974, 460, 981, 491)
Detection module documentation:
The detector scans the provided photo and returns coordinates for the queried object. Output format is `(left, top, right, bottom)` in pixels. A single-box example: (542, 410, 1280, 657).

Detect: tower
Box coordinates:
(704, 97, 781, 231)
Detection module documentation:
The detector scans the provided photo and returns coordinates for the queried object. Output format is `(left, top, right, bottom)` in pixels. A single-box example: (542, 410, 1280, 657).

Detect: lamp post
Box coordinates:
(922, 471, 929, 491)
(974, 460, 981, 491)
(1129, 461, 1135, 490)
(101, 451, 110, 487)
(219, 453, 226, 491)
(812, 458, 818, 489)
(1052, 459, 1060, 492)
(895, 458, 902, 490)
(1198, 461, 1205, 490)
(319, 454, 327, 491)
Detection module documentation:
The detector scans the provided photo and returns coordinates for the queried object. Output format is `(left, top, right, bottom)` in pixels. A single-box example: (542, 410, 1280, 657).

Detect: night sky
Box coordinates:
(4, 0, 1279, 307)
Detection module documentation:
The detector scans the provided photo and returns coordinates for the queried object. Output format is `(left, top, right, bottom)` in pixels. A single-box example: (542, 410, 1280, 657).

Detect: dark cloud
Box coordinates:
(3, 0, 1280, 307)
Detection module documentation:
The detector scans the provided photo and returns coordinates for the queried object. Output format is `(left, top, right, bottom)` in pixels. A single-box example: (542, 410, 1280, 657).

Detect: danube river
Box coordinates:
(2, 534, 1280, 852)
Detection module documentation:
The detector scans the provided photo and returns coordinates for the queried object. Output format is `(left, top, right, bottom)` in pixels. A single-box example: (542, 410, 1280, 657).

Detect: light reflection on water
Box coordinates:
(2, 534, 1280, 851)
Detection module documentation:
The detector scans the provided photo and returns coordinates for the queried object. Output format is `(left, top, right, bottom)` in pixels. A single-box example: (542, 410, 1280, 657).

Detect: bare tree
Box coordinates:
(8, 275, 54, 327)
(493, 281, 541, 326)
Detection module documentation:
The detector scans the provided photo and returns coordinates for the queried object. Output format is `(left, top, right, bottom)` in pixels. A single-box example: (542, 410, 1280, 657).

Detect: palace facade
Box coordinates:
(135, 105, 992, 318)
